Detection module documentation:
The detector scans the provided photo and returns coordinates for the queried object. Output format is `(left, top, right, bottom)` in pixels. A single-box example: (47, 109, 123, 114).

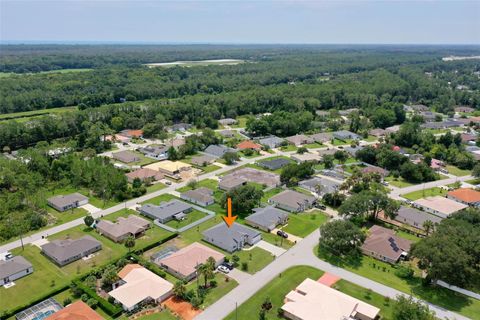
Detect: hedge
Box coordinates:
(127, 253, 166, 278)
(72, 279, 123, 317)
(1, 284, 69, 319)
(134, 232, 178, 254)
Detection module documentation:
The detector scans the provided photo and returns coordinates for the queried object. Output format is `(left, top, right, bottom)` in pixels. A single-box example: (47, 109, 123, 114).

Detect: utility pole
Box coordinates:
(235, 302, 238, 320)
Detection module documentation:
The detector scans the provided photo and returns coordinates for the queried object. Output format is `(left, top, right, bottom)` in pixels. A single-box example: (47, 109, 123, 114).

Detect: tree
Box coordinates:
(84, 215, 94, 227)
(198, 257, 216, 288)
(422, 220, 434, 236)
(472, 163, 480, 178)
(280, 162, 314, 186)
(322, 192, 346, 208)
(221, 185, 263, 217)
(338, 190, 400, 221)
(319, 220, 366, 257)
(223, 152, 240, 165)
(167, 146, 178, 161)
(101, 265, 119, 289)
(297, 146, 308, 154)
(392, 296, 435, 320)
(174, 281, 187, 299)
(124, 236, 135, 252)
(322, 154, 335, 169)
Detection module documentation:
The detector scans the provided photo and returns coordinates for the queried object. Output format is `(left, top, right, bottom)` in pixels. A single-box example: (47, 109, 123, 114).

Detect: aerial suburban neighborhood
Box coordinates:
(1, 2, 480, 320)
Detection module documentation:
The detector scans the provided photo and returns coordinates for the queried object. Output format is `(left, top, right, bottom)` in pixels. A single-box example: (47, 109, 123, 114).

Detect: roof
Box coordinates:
(285, 134, 314, 146)
(218, 130, 235, 137)
(120, 129, 143, 138)
(236, 140, 262, 150)
(394, 206, 442, 227)
(222, 167, 280, 187)
(282, 278, 380, 320)
(109, 264, 173, 310)
(41, 235, 101, 262)
(45, 301, 103, 320)
(362, 226, 412, 261)
(0, 256, 32, 279)
(112, 150, 140, 163)
(317, 149, 337, 157)
(369, 128, 386, 137)
(414, 196, 468, 216)
(181, 188, 214, 204)
(461, 133, 476, 142)
(448, 188, 480, 203)
(258, 158, 291, 170)
(204, 144, 236, 158)
(269, 190, 316, 209)
(158, 242, 224, 278)
(125, 168, 164, 181)
(48, 193, 88, 208)
(309, 132, 332, 143)
(190, 154, 216, 166)
(165, 138, 186, 148)
(139, 200, 192, 221)
(139, 144, 169, 156)
(291, 153, 321, 162)
(361, 165, 389, 177)
(299, 177, 340, 193)
(96, 215, 150, 238)
(203, 222, 261, 249)
(144, 160, 191, 173)
(332, 130, 360, 140)
(455, 106, 475, 113)
(258, 136, 284, 146)
(385, 125, 401, 133)
(246, 206, 289, 229)
(218, 177, 247, 190)
(218, 118, 237, 125)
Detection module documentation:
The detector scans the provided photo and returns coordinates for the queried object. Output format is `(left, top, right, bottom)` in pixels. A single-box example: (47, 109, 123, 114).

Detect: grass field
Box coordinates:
(261, 187, 284, 203)
(141, 193, 177, 205)
(45, 184, 120, 209)
(446, 165, 471, 177)
(164, 210, 208, 229)
(234, 247, 275, 274)
(402, 187, 447, 201)
(146, 59, 244, 68)
(146, 182, 167, 193)
(332, 138, 353, 146)
(282, 211, 328, 237)
(466, 178, 480, 185)
(47, 207, 88, 225)
(279, 144, 297, 152)
(303, 142, 324, 149)
(384, 175, 415, 188)
(316, 247, 480, 319)
(0, 106, 77, 123)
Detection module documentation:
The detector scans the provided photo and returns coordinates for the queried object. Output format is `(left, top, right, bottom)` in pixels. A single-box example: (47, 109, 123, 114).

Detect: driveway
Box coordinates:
(225, 269, 251, 284)
(80, 203, 102, 214)
(253, 240, 286, 257)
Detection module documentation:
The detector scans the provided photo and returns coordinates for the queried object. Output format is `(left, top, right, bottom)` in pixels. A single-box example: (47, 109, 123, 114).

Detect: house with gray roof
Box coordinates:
(203, 145, 236, 158)
(344, 145, 365, 157)
(0, 255, 33, 286)
(369, 128, 386, 138)
(419, 111, 439, 122)
(268, 190, 316, 213)
(299, 177, 341, 196)
(310, 132, 333, 143)
(190, 154, 216, 167)
(218, 118, 237, 126)
(258, 158, 291, 171)
(389, 206, 442, 231)
(167, 123, 192, 132)
(139, 145, 169, 160)
(246, 206, 289, 232)
(112, 150, 141, 163)
(332, 130, 360, 141)
(258, 136, 285, 149)
(218, 177, 247, 191)
(41, 235, 102, 266)
(180, 188, 215, 207)
(202, 223, 261, 253)
(47, 193, 89, 212)
(421, 120, 462, 130)
(139, 200, 193, 223)
(218, 130, 235, 138)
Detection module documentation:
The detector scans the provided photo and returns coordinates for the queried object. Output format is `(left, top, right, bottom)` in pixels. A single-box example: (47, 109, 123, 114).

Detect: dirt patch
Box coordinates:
(163, 296, 202, 320)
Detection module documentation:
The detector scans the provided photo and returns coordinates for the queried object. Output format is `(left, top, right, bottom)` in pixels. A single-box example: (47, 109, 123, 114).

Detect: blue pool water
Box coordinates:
(32, 310, 55, 320)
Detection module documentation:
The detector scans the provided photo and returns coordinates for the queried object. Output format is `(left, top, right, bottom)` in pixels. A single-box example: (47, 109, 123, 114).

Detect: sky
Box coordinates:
(1, 0, 479, 44)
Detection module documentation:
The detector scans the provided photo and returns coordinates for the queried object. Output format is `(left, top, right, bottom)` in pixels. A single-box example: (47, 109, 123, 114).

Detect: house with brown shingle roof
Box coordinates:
(361, 225, 412, 264)
(125, 168, 164, 183)
(96, 215, 150, 243)
(369, 128, 386, 138)
(447, 188, 480, 207)
(285, 134, 314, 146)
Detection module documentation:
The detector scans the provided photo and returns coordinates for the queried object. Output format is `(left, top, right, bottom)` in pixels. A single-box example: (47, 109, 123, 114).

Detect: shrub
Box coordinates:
(241, 262, 248, 271)
(63, 298, 72, 306)
(81, 294, 89, 302)
(209, 280, 218, 288)
(395, 265, 414, 279)
(87, 298, 98, 309)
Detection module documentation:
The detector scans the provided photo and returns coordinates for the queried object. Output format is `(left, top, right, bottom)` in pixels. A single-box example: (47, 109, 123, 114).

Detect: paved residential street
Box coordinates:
(195, 229, 470, 320)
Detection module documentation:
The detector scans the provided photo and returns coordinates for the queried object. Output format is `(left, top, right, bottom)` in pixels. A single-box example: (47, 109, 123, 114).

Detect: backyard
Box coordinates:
(185, 272, 238, 309)
(164, 210, 209, 229)
(445, 165, 471, 177)
(281, 210, 329, 237)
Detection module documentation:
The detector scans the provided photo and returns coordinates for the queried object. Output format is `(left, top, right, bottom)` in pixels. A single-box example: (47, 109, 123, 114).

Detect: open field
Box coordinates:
(0, 106, 77, 122)
(45, 185, 120, 209)
(185, 272, 238, 309)
(402, 187, 447, 200)
(281, 211, 328, 237)
(164, 209, 208, 229)
(445, 165, 471, 177)
(233, 247, 275, 274)
(385, 176, 415, 188)
(0, 69, 92, 78)
(316, 247, 480, 319)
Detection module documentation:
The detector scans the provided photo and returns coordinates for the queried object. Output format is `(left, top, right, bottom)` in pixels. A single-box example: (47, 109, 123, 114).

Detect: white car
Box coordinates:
(217, 265, 230, 274)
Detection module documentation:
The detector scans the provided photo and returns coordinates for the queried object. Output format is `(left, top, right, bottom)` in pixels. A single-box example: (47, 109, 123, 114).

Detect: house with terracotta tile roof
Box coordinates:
(119, 129, 143, 138)
(46, 301, 103, 320)
(236, 140, 262, 151)
(156, 242, 224, 281)
(361, 225, 411, 264)
(447, 188, 480, 207)
(109, 264, 173, 311)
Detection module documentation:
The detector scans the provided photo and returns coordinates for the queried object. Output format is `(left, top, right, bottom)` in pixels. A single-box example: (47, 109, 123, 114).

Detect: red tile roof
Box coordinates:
(448, 188, 480, 203)
(46, 301, 103, 320)
(236, 140, 262, 150)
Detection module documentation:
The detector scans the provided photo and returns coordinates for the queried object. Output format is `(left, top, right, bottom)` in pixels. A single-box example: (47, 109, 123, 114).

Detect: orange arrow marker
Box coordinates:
(223, 197, 237, 228)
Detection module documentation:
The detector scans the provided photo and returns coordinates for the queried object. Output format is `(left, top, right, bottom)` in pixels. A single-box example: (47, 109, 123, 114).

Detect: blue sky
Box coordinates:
(1, 0, 479, 44)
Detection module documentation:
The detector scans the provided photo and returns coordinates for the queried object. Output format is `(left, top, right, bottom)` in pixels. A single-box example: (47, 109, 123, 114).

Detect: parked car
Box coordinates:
(221, 262, 235, 270)
(217, 265, 230, 274)
(164, 181, 172, 186)
(315, 203, 327, 210)
(276, 230, 288, 238)
(122, 142, 129, 146)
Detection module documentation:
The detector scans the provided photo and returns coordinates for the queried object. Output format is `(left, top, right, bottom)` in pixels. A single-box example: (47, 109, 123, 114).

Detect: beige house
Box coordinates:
(282, 278, 380, 320)
(96, 215, 150, 243)
(109, 264, 173, 311)
(144, 160, 192, 179)
(413, 196, 468, 218)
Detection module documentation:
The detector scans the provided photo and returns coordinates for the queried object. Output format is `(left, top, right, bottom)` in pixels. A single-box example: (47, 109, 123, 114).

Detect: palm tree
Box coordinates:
(173, 281, 186, 299)
(124, 236, 135, 252)
(198, 257, 216, 288)
(423, 220, 434, 236)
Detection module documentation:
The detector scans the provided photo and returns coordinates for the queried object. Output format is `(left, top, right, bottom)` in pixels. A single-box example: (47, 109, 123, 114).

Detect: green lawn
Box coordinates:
(232, 247, 274, 274)
(47, 207, 88, 226)
(45, 184, 120, 209)
(303, 142, 324, 149)
(466, 178, 480, 185)
(402, 187, 447, 201)
(316, 247, 480, 319)
(176, 179, 219, 192)
(364, 135, 378, 142)
(332, 138, 353, 146)
(224, 266, 324, 320)
(231, 116, 249, 128)
(197, 164, 222, 174)
(164, 210, 208, 229)
(141, 193, 177, 205)
(146, 182, 167, 193)
(279, 144, 297, 152)
(239, 151, 262, 159)
(185, 272, 238, 309)
(0, 106, 77, 121)
(282, 211, 329, 237)
(384, 176, 415, 188)
(446, 165, 471, 177)
(135, 310, 177, 320)
(261, 187, 284, 203)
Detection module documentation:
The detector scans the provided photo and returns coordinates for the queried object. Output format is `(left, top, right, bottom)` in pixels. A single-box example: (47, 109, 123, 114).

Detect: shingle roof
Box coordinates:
(258, 158, 291, 170)
(361, 225, 412, 262)
(191, 154, 216, 166)
(41, 235, 101, 262)
(269, 190, 316, 209)
(309, 132, 333, 143)
(125, 168, 164, 182)
(414, 196, 468, 216)
(246, 206, 288, 230)
(0, 256, 32, 279)
(204, 145, 236, 158)
(203, 222, 260, 249)
(139, 200, 192, 221)
(48, 193, 88, 209)
(258, 136, 284, 147)
(96, 215, 150, 239)
(181, 188, 214, 204)
(394, 206, 442, 227)
(112, 150, 140, 163)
